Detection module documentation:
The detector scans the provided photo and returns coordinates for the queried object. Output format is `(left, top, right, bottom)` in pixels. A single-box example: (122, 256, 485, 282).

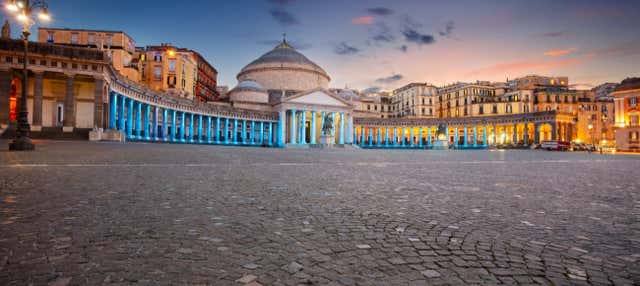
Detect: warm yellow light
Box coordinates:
(38, 11, 50, 21)
(167, 50, 175, 57)
(16, 0, 23, 8)
(6, 2, 18, 12)
(588, 124, 593, 130)
(17, 13, 28, 23)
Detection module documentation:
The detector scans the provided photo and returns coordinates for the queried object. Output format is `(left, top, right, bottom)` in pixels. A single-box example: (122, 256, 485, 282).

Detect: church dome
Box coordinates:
(337, 89, 361, 100)
(237, 40, 330, 92)
(235, 80, 264, 91)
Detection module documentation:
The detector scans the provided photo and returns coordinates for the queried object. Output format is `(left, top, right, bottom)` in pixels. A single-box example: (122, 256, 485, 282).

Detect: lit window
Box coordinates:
(88, 34, 95, 45)
(154, 66, 161, 79)
(106, 34, 113, 46)
(169, 59, 176, 72)
(47, 31, 54, 43)
(70, 33, 79, 44)
(630, 97, 638, 107)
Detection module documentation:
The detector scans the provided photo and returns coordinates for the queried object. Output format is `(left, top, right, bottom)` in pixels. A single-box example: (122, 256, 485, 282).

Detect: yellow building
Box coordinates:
(508, 75, 568, 90)
(391, 83, 437, 118)
(37, 27, 138, 81)
(138, 45, 197, 100)
(436, 82, 506, 118)
(613, 78, 640, 151)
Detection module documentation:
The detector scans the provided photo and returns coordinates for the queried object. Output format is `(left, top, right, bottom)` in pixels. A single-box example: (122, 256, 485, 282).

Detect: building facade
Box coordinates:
(138, 45, 197, 100)
(191, 51, 218, 102)
(613, 78, 640, 151)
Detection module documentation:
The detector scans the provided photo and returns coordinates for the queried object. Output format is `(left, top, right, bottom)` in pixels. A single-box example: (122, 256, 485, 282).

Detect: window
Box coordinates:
(506, 104, 512, 113)
(630, 131, 639, 142)
(71, 33, 79, 44)
(631, 115, 639, 126)
(168, 59, 176, 72)
(154, 53, 162, 62)
(106, 34, 113, 46)
(154, 66, 161, 79)
(524, 105, 529, 113)
(630, 97, 638, 107)
(367, 105, 371, 110)
(492, 105, 498, 114)
(47, 31, 54, 43)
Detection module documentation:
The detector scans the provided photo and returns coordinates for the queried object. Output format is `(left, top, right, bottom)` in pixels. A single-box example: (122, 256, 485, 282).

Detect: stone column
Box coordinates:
(171, 110, 177, 141)
(300, 111, 306, 144)
(268, 122, 274, 146)
(454, 126, 459, 146)
(393, 127, 397, 146)
(278, 110, 285, 146)
(523, 123, 529, 145)
(143, 104, 150, 139)
(551, 122, 557, 141)
(215, 117, 221, 142)
(109, 92, 118, 129)
(119, 98, 126, 132)
(135, 101, 142, 138)
(494, 124, 499, 145)
(162, 108, 168, 140)
(419, 127, 423, 147)
(483, 125, 488, 146)
(259, 121, 264, 144)
(206, 116, 212, 142)
(290, 109, 297, 144)
(232, 118, 238, 143)
(187, 113, 194, 142)
(385, 127, 390, 146)
(241, 119, 247, 143)
(512, 124, 518, 144)
(32, 71, 44, 130)
(534, 123, 540, 144)
(340, 113, 345, 144)
(347, 115, 354, 144)
(63, 73, 75, 132)
(152, 106, 158, 140)
(0, 69, 12, 127)
(427, 127, 432, 146)
(473, 126, 478, 147)
(464, 126, 469, 147)
(224, 118, 229, 143)
(446, 126, 450, 143)
(310, 111, 316, 144)
(126, 99, 133, 138)
(376, 127, 381, 146)
(179, 112, 185, 142)
(410, 127, 415, 146)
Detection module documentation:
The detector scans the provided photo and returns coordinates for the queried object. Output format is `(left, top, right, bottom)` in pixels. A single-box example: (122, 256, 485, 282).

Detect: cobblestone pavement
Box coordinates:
(1, 140, 639, 286)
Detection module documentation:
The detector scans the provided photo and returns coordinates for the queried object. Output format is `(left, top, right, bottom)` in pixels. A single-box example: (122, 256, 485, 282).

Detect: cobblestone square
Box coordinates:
(1, 141, 639, 285)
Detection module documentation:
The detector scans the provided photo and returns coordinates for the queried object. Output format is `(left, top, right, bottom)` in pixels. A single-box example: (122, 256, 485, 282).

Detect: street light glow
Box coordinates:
(38, 11, 50, 21)
(6, 1, 18, 12)
(17, 12, 28, 23)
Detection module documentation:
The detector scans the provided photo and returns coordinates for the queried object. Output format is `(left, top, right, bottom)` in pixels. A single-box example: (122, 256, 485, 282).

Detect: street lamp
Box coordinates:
(5, 0, 51, 151)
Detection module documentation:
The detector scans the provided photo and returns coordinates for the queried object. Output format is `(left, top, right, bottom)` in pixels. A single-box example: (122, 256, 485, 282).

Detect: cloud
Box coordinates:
(375, 74, 403, 84)
(569, 83, 595, 89)
(258, 39, 311, 50)
(367, 7, 394, 16)
(438, 21, 455, 37)
(532, 31, 566, 39)
(544, 48, 577, 57)
(269, 8, 299, 25)
(334, 42, 360, 55)
(352, 16, 374, 25)
(369, 22, 395, 44)
(362, 87, 381, 94)
(586, 41, 640, 58)
(402, 28, 435, 45)
(467, 58, 583, 77)
(398, 45, 408, 53)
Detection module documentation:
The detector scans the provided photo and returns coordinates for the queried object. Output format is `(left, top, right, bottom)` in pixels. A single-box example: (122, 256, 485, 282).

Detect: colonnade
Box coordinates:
(109, 92, 278, 146)
(280, 109, 352, 145)
(354, 121, 569, 148)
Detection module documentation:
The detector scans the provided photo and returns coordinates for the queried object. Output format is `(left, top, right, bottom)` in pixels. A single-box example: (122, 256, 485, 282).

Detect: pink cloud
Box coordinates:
(352, 16, 374, 25)
(467, 58, 583, 77)
(544, 48, 576, 57)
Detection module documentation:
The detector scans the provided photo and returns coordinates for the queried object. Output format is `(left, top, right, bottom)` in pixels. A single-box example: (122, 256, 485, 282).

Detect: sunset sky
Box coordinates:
(4, 0, 640, 91)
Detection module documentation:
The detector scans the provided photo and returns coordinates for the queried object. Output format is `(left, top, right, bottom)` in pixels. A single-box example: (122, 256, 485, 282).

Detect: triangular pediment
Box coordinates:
(284, 88, 352, 108)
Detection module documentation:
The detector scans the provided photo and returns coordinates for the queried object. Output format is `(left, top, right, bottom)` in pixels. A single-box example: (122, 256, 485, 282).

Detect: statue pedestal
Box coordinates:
(432, 139, 449, 150)
(319, 135, 335, 147)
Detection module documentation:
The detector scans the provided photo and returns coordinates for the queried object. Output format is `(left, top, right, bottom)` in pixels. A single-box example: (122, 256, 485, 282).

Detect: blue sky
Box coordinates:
(3, 0, 640, 91)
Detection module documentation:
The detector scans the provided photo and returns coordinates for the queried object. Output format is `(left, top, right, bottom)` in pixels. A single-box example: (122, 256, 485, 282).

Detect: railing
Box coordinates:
(0, 39, 107, 61)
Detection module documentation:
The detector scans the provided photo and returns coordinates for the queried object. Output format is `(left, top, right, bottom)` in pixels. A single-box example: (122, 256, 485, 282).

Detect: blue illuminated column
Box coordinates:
(258, 122, 264, 144)
(267, 122, 273, 146)
(483, 125, 488, 146)
(144, 104, 150, 140)
(360, 126, 365, 146)
(427, 127, 432, 146)
(152, 107, 158, 140)
(224, 118, 229, 143)
(454, 126, 459, 146)
(376, 127, 381, 146)
(215, 117, 221, 142)
(419, 127, 423, 147)
(300, 111, 306, 144)
(206, 116, 212, 142)
(162, 109, 168, 141)
(410, 127, 415, 146)
(310, 111, 316, 144)
(401, 127, 406, 146)
(135, 101, 142, 138)
(233, 119, 238, 143)
(340, 113, 345, 144)
(171, 110, 178, 141)
(126, 99, 133, 138)
(473, 126, 478, 147)
(353, 126, 356, 144)
(109, 92, 118, 129)
(197, 115, 203, 142)
(464, 126, 469, 147)
(177, 112, 184, 142)
(187, 113, 194, 142)
(278, 110, 285, 147)
(290, 110, 297, 144)
(393, 127, 397, 146)
(241, 120, 247, 143)
(118, 96, 125, 131)
(385, 127, 390, 146)
(446, 126, 450, 143)
(368, 127, 373, 146)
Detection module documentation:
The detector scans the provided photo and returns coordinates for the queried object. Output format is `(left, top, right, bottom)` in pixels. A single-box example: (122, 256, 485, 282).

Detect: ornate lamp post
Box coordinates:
(5, 0, 50, 151)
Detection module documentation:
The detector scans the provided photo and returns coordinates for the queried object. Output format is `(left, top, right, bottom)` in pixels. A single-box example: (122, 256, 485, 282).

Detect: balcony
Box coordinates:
(0, 39, 107, 62)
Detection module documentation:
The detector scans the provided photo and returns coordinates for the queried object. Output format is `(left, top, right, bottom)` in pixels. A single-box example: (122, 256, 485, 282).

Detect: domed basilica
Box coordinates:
(227, 39, 357, 145)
